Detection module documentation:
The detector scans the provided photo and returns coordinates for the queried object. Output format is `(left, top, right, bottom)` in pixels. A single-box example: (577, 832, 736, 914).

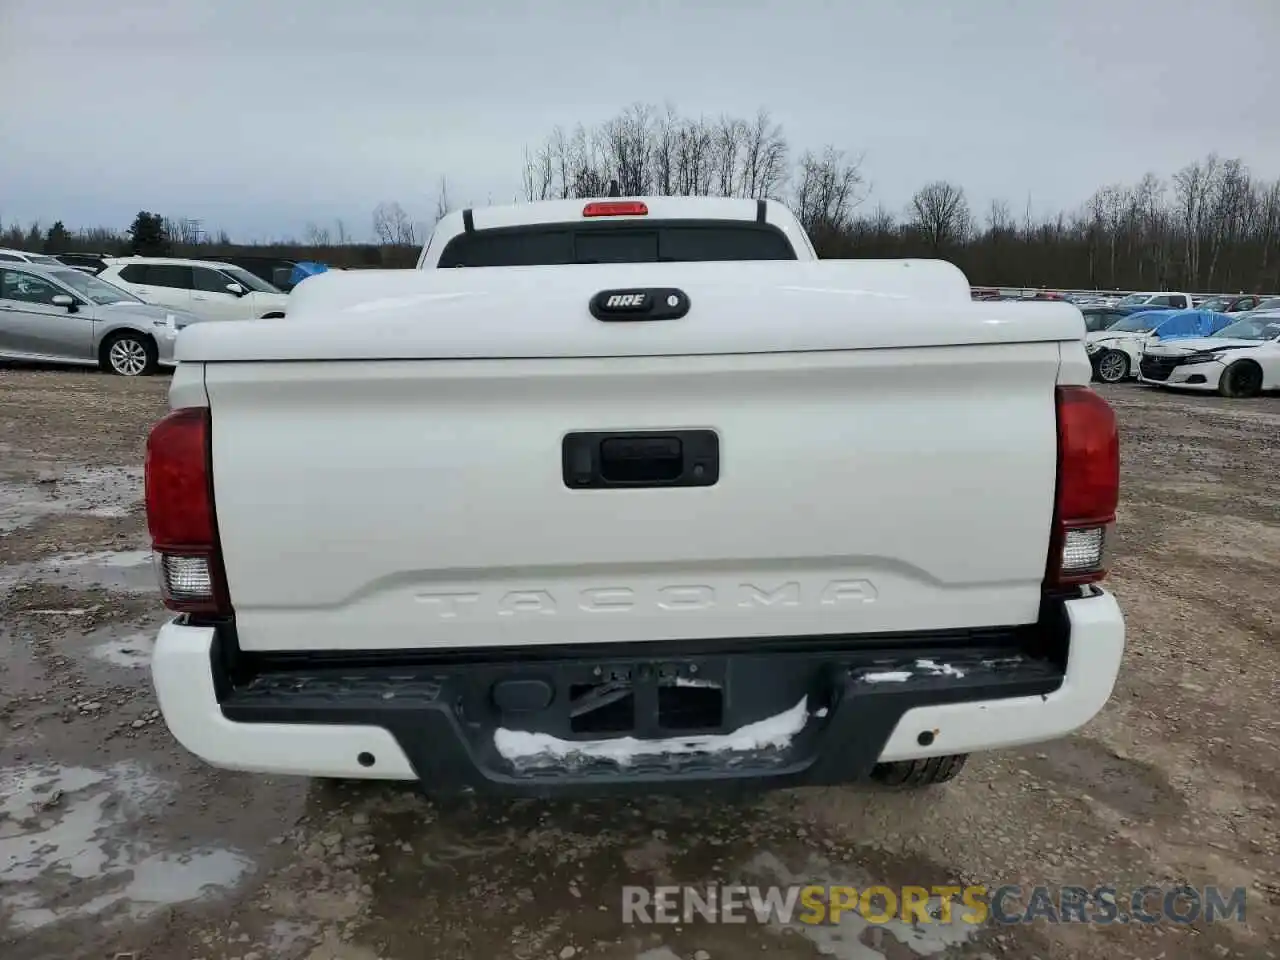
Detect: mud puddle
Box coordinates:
(0, 549, 155, 596)
(0, 467, 142, 535)
(319, 788, 990, 960)
(0, 761, 254, 934)
(0, 627, 44, 694)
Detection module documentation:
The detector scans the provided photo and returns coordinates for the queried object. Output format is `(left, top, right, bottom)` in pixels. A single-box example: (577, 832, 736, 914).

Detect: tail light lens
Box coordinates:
(145, 407, 232, 615)
(1046, 386, 1120, 588)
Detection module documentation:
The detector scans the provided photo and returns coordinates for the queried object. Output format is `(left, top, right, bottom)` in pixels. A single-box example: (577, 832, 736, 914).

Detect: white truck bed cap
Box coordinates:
(176, 259, 1085, 363)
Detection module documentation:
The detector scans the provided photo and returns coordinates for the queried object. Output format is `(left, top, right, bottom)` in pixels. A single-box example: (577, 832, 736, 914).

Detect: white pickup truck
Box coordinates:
(146, 195, 1124, 794)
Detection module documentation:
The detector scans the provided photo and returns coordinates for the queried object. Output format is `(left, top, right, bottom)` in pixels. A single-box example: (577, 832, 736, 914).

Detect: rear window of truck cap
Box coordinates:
(437, 220, 798, 268)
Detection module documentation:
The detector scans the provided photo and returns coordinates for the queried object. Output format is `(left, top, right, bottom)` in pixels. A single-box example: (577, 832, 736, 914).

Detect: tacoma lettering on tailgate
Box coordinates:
(414, 580, 877, 618)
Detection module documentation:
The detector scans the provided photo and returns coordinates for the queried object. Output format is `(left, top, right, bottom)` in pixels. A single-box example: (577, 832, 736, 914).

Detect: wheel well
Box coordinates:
(1222, 356, 1265, 398)
(1228, 357, 1262, 373)
(1226, 357, 1264, 385)
(98, 328, 156, 363)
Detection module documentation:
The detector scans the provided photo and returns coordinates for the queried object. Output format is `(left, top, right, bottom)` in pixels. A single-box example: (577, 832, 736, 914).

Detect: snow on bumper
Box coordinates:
(150, 591, 1124, 783)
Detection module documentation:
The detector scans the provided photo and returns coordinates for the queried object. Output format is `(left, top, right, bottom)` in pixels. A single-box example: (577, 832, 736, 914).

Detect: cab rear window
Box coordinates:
(437, 221, 797, 268)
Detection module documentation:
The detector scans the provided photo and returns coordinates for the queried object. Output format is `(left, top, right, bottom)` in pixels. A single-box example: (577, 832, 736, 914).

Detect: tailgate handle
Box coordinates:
(589, 288, 690, 322)
(563, 430, 719, 489)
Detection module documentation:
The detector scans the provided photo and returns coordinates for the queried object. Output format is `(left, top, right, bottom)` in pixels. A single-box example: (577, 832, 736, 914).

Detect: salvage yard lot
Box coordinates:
(1, 367, 1277, 960)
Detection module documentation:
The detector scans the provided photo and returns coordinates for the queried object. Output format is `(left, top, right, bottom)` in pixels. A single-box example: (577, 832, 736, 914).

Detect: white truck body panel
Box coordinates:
(185, 259, 1055, 363)
(174, 262, 1084, 654)
(205, 346, 1060, 653)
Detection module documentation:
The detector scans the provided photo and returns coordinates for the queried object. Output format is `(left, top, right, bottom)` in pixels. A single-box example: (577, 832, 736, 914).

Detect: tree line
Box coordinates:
(519, 103, 1280, 292)
(6, 101, 1280, 292)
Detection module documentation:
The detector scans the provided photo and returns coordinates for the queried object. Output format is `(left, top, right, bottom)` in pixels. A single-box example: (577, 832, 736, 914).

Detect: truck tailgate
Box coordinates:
(203, 342, 1061, 652)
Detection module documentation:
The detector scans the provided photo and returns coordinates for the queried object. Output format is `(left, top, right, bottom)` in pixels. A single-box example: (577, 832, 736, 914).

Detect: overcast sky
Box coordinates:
(2, 0, 1278, 243)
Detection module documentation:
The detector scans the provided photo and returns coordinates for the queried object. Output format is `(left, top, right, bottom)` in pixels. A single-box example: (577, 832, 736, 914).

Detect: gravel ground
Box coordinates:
(1, 366, 1277, 960)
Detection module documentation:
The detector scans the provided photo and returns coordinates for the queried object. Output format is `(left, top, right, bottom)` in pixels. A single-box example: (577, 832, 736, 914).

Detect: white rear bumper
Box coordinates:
(878, 589, 1124, 761)
(151, 623, 416, 780)
(151, 590, 1124, 781)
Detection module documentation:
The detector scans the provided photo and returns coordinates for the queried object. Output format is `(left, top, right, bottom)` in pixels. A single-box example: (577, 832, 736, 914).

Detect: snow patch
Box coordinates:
(53, 549, 153, 569)
(863, 671, 911, 683)
(674, 676, 720, 688)
(915, 659, 966, 679)
(90, 631, 154, 669)
(495, 697, 808, 769)
(861, 660, 967, 684)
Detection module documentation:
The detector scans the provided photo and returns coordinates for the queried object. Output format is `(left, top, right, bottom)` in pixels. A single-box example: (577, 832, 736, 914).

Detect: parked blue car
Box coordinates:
(1084, 309, 1237, 382)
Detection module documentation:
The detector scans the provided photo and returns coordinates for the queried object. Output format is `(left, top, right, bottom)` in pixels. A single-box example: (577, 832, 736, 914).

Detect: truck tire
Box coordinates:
(99, 330, 158, 377)
(1095, 349, 1130, 383)
(872, 754, 967, 787)
(1218, 359, 1263, 399)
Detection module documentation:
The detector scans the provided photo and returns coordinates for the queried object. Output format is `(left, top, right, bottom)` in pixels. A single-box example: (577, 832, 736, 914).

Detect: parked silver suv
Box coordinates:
(0, 263, 203, 376)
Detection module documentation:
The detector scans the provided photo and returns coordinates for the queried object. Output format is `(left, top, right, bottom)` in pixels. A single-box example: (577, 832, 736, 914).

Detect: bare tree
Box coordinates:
(164, 217, 204, 245)
(521, 144, 555, 201)
(600, 103, 654, 196)
(1204, 158, 1250, 289)
(78, 225, 124, 248)
(792, 147, 865, 236)
(550, 126, 573, 198)
(1094, 185, 1129, 287)
(523, 102, 791, 202)
(372, 201, 416, 245)
(673, 116, 715, 196)
(304, 222, 331, 246)
(334, 219, 349, 245)
(652, 105, 681, 197)
(1255, 180, 1280, 288)
(986, 199, 1013, 236)
(434, 176, 452, 223)
(1173, 155, 1220, 287)
(740, 109, 788, 200)
(1082, 190, 1110, 286)
(868, 204, 897, 237)
(910, 181, 971, 253)
(566, 124, 608, 198)
(713, 114, 745, 197)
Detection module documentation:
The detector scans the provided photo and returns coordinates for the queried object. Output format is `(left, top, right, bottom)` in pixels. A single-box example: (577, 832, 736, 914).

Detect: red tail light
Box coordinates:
(145, 407, 231, 615)
(582, 201, 648, 218)
(1046, 386, 1119, 588)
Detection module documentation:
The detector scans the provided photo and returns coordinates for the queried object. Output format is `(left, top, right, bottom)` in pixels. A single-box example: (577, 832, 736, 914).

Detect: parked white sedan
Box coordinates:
(99, 257, 289, 322)
(0, 247, 66, 267)
(1138, 312, 1280, 398)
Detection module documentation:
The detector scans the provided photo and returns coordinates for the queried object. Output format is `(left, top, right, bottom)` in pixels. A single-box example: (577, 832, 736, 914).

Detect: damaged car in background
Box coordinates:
(1139, 311, 1280, 398)
(1085, 307, 1236, 383)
